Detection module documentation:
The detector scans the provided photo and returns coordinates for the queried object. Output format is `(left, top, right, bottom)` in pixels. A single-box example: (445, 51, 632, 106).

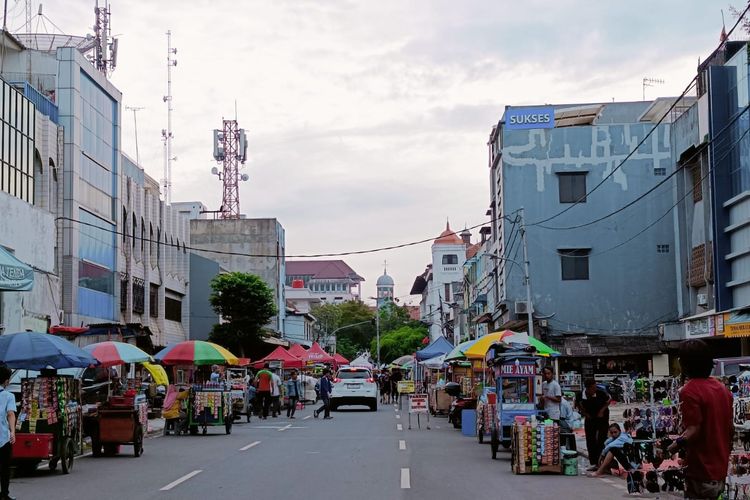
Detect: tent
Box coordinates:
(416, 336, 453, 361)
(302, 342, 335, 364)
(288, 343, 308, 359)
(350, 354, 373, 369)
(253, 346, 303, 369)
(333, 353, 349, 365)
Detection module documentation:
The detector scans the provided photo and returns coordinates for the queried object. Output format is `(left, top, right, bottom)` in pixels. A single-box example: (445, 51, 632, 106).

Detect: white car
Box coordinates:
(330, 367, 378, 411)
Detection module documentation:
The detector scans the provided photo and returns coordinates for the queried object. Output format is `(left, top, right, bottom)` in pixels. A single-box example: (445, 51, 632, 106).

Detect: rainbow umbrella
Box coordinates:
(444, 339, 479, 362)
(83, 341, 153, 368)
(154, 340, 239, 366)
(463, 330, 518, 360)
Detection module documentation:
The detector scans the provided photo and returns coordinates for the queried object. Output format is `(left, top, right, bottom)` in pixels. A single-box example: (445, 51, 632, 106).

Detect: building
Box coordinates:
(488, 101, 685, 377)
(376, 265, 394, 308)
(189, 218, 286, 335)
(189, 253, 223, 342)
(284, 282, 320, 346)
(285, 260, 364, 304)
(462, 226, 494, 341)
(172, 201, 209, 221)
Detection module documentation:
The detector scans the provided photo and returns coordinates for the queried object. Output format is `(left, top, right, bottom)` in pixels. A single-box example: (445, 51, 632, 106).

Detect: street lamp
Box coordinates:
(329, 320, 373, 354)
(482, 253, 535, 339)
(368, 297, 381, 368)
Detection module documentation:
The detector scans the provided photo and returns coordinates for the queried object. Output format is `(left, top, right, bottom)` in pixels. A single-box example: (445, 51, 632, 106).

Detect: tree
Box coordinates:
(378, 302, 411, 333)
(372, 324, 429, 363)
(311, 301, 375, 355)
(208, 272, 277, 356)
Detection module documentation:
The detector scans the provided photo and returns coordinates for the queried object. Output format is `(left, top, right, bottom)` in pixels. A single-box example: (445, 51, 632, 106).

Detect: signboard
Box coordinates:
(504, 106, 555, 130)
(0, 245, 33, 291)
(472, 360, 483, 370)
(685, 316, 715, 338)
(723, 311, 750, 338)
(499, 362, 537, 377)
(409, 394, 428, 414)
(397, 380, 415, 394)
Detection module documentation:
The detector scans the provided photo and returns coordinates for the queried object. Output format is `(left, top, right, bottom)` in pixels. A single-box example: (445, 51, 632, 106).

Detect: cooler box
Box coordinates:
(12, 433, 54, 459)
(461, 409, 476, 437)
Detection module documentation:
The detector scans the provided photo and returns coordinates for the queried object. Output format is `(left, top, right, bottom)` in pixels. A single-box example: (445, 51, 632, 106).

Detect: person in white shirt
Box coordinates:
(0, 364, 16, 500)
(540, 366, 562, 421)
(270, 369, 282, 418)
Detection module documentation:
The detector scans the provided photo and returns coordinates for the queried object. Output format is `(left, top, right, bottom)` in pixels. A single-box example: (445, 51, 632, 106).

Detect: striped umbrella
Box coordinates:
(154, 340, 239, 366)
(83, 341, 153, 368)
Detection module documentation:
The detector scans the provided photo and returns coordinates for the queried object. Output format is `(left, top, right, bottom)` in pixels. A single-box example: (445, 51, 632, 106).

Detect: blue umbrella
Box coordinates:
(0, 332, 98, 369)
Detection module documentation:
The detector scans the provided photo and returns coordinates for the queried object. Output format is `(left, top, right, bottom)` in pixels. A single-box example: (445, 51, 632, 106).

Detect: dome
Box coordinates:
(377, 273, 394, 287)
(434, 222, 463, 245)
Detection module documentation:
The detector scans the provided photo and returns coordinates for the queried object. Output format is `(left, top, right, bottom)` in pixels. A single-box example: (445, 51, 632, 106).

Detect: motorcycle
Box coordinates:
(445, 382, 477, 429)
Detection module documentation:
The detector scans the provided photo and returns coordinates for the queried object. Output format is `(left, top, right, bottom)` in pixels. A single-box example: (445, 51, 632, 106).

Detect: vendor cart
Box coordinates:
(90, 394, 148, 457)
(13, 375, 83, 474)
(189, 384, 233, 435)
(226, 367, 251, 423)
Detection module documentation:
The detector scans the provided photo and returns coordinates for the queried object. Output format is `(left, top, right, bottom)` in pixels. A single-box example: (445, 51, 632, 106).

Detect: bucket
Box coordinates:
(562, 450, 578, 476)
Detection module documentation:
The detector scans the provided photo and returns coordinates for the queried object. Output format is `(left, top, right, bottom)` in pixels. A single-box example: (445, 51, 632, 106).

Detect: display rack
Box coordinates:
(189, 383, 232, 435)
(511, 420, 561, 474)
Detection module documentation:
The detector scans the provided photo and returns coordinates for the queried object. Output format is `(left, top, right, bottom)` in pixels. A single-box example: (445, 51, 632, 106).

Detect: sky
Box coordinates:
(16, 0, 736, 303)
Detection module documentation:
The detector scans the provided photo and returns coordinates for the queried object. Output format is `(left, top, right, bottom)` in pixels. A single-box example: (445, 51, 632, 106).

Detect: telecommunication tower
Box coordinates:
(161, 30, 177, 204)
(93, 1, 118, 76)
(211, 120, 249, 219)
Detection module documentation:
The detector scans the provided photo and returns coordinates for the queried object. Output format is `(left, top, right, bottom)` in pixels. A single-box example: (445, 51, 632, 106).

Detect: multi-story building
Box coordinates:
(284, 283, 320, 346)
(488, 101, 686, 377)
(285, 260, 364, 304)
(462, 226, 494, 341)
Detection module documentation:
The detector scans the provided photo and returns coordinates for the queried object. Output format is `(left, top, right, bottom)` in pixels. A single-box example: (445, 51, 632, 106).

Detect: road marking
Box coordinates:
(399, 440, 406, 450)
(278, 424, 292, 432)
(397, 424, 403, 431)
(303, 415, 312, 420)
(401, 468, 411, 489)
(396, 414, 401, 419)
(160, 470, 203, 491)
(239, 441, 261, 451)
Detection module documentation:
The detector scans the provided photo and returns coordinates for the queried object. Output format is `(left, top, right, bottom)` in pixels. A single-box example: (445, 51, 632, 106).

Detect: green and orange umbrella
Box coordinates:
(154, 340, 239, 366)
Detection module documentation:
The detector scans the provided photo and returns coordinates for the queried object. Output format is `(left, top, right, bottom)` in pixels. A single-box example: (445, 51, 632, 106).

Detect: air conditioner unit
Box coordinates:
(538, 319, 548, 328)
(697, 294, 708, 306)
(514, 301, 529, 315)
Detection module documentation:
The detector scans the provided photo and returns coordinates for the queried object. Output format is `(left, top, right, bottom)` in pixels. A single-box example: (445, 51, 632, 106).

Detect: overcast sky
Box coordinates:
(21, 0, 733, 303)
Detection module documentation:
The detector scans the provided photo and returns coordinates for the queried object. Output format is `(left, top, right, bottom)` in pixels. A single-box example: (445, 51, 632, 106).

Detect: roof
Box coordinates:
(377, 272, 394, 286)
(434, 222, 463, 245)
(466, 243, 481, 260)
(286, 260, 364, 282)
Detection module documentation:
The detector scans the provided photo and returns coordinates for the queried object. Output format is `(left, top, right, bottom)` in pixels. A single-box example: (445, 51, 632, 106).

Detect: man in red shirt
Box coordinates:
(669, 339, 733, 499)
(254, 363, 274, 420)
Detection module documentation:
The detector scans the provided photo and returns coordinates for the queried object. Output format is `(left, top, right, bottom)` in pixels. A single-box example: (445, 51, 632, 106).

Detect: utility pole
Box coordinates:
(162, 30, 177, 204)
(126, 106, 144, 166)
(375, 304, 381, 368)
(519, 208, 535, 339)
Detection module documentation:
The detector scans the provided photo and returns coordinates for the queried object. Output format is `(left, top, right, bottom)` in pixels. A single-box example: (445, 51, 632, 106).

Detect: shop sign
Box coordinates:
(472, 360, 483, 370)
(685, 316, 714, 338)
(409, 394, 428, 414)
(500, 362, 536, 376)
(397, 380, 415, 394)
(504, 106, 555, 130)
(723, 311, 750, 338)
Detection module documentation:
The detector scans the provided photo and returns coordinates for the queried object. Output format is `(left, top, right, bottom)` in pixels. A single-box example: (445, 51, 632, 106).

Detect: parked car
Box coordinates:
(330, 367, 377, 411)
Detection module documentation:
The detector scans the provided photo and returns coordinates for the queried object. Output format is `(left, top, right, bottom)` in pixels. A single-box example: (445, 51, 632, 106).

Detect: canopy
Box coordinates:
(416, 336, 454, 361)
(496, 331, 561, 357)
(444, 339, 479, 362)
(0, 245, 33, 291)
(350, 354, 373, 369)
(254, 346, 303, 369)
(83, 341, 153, 367)
(464, 330, 519, 360)
(390, 354, 413, 368)
(154, 340, 239, 366)
(302, 342, 334, 364)
(419, 353, 446, 370)
(288, 343, 308, 359)
(142, 361, 169, 386)
(333, 353, 349, 365)
(0, 331, 98, 369)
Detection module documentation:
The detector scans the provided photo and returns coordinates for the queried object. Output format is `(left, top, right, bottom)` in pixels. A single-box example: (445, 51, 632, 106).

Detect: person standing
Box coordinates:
(390, 368, 403, 405)
(314, 369, 333, 419)
(285, 370, 302, 419)
(578, 378, 611, 470)
(254, 363, 274, 420)
(667, 339, 732, 499)
(270, 369, 282, 418)
(540, 366, 562, 421)
(0, 364, 16, 500)
(209, 364, 221, 383)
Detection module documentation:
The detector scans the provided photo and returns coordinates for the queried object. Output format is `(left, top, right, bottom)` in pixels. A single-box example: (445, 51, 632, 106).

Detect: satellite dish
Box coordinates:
(211, 167, 219, 175)
(241, 174, 249, 181)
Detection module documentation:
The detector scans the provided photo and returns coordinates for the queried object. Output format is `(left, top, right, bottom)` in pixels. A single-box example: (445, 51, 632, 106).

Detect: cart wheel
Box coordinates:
(225, 419, 232, 435)
(48, 459, 58, 471)
(134, 427, 144, 457)
(490, 429, 499, 460)
(189, 425, 199, 436)
(61, 438, 75, 474)
(91, 436, 102, 457)
(477, 426, 484, 444)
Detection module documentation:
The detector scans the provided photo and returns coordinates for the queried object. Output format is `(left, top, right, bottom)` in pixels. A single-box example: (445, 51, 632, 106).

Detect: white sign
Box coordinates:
(409, 394, 428, 414)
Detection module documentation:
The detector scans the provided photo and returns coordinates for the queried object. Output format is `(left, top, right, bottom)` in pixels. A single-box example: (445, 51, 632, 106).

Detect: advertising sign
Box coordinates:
(499, 362, 537, 377)
(685, 316, 714, 338)
(504, 106, 555, 130)
(409, 394, 428, 414)
(723, 311, 750, 338)
(397, 380, 415, 394)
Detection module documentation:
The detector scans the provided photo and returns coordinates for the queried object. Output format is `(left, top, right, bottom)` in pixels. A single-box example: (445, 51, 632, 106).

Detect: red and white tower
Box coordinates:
(212, 119, 248, 219)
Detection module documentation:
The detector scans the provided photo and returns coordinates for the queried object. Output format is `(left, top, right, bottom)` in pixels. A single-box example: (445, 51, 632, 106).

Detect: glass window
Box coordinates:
(558, 173, 587, 203)
(560, 249, 590, 280)
(78, 260, 114, 294)
(442, 254, 458, 265)
(165, 296, 182, 322)
(79, 208, 116, 269)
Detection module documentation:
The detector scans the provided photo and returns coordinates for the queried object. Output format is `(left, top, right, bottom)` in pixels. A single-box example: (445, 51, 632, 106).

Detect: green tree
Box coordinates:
(378, 302, 411, 333)
(208, 272, 277, 356)
(372, 324, 429, 363)
(311, 301, 375, 355)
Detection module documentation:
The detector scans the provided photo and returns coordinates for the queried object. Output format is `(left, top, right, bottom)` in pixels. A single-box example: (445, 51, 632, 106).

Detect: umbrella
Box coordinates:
(444, 339, 479, 362)
(83, 341, 153, 367)
(302, 342, 334, 364)
(497, 331, 561, 357)
(350, 355, 373, 369)
(252, 346, 303, 369)
(416, 336, 454, 361)
(142, 362, 169, 385)
(463, 330, 519, 359)
(0, 331, 98, 369)
(419, 353, 446, 370)
(389, 354, 413, 368)
(154, 340, 239, 366)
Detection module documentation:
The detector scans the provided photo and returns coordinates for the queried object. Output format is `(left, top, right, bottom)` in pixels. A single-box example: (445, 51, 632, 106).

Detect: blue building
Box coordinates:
(488, 101, 684, 377)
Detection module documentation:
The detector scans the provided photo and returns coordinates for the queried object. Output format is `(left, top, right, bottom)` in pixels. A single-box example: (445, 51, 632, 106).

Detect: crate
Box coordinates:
(108, 395, 135, 407)
(13, 433, 53, 459)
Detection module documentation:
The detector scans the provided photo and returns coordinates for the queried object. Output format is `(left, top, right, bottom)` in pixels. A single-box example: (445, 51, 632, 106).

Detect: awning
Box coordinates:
(0, 246, 33, 291)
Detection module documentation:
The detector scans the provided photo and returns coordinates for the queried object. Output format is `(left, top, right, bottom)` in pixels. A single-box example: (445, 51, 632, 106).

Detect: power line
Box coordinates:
(528, 2, 750, 227)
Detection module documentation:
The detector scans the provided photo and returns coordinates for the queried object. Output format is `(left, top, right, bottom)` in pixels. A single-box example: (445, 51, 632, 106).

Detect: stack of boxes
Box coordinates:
(513, 418, 561, 474)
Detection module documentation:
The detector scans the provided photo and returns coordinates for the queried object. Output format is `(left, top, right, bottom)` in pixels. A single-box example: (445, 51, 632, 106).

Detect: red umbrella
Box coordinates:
(288, 343, 308, 359)
(302, 342, 334, 364)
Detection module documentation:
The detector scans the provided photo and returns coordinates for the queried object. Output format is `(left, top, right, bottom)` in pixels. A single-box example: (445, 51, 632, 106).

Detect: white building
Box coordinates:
(285, 260, 364, 304)
(284, 285, 320, 346)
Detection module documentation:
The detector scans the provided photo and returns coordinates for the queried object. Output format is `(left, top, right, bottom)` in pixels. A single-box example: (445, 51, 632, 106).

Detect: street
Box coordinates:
(8, 403, 634, 500)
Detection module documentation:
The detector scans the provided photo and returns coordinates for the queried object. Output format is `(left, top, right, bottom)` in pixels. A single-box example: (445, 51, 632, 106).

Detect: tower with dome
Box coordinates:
(376, 263, 395, 308)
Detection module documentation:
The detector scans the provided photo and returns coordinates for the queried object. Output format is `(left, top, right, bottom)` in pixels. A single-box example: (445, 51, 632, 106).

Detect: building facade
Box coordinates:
(189, 253, 222, 342)
(285, 260, 364, 304)
(284, 284, 320, 346)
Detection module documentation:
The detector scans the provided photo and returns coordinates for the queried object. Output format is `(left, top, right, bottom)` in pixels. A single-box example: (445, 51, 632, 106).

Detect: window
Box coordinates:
(654, 167, 666, 176)
(132, 277, 145, 314)
(120, 279, 128, 312)
(78, 260, 114, 294)
(149, 284, 159, 318)
(165, 295, 182, 322)
(444, 283, 451, 302)
(442, 254, 458, 265)
(559, 249, 590, 280)
(657, 244, 670, 254)
(691, 164, 703, 202)
(558, 173, 587, 203)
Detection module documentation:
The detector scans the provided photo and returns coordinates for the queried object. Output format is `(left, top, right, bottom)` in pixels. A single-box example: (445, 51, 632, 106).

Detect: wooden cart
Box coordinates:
(91, 395, 147, 457)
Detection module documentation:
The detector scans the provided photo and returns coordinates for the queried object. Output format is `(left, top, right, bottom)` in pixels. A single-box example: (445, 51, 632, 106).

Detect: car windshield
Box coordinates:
(337, 370, 370, 379)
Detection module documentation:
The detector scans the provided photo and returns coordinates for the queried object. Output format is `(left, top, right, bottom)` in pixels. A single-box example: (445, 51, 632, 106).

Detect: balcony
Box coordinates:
(443, 266, 458, 272)
(10, 81, 58, 124)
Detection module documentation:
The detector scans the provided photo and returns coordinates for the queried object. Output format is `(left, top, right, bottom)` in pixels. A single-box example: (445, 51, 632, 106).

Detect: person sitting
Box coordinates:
(588, 423, 634, 477)
(163, 385, 189, 435)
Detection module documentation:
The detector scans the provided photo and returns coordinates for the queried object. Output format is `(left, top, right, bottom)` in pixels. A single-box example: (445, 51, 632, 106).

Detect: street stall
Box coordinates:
(333, 353, 349, 369)
(82, 341, 152, 457)
(227, 361, 252, 423)
(0, 331, 98, 474)
(155, 340, 239, 435)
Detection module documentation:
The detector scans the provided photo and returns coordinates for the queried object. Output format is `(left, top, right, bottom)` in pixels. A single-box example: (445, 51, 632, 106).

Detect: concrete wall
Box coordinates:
(189, 253, 221, 341)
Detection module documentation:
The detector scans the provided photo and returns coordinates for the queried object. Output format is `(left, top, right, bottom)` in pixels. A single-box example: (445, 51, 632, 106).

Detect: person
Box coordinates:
(246, 382, 257, 422)
(162, 385, 190, 435)
(314, 368, 333, 419)
(540, 366, 562, 422)
(285, 370, 303, 419)
(379, 371, 391, 404)
(390, 368, 403, 404)
(559, 393, 576, 451)
(578, 378, 611, 470)
(254, 363, 274, 419)
(270, 368, 283, 417)
(0, 364, 15, 500)
(667, 339, 732, 499)
(588, 423, 634, 477)
(210, 364, 221, 383)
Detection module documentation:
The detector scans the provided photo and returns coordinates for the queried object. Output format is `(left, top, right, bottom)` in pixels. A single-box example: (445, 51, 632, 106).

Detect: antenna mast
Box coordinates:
(642, 77, 665, 101)
(93, 1, 117, 76)
(211, 117, 249, 219)
(162, 30, 177, 204)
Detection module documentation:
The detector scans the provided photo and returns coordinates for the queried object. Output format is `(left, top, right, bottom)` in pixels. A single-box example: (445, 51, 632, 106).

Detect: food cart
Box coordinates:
(227, 366, 251, 423)
(91, 393, 148, 457)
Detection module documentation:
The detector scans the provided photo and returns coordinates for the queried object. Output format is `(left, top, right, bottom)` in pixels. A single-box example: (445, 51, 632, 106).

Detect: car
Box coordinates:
(330, 367, 378, 411)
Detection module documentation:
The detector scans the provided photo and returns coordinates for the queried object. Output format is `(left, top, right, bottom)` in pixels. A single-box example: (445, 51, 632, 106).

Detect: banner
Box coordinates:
(723, 311, 750, 338)
(0, 245, 33, 291)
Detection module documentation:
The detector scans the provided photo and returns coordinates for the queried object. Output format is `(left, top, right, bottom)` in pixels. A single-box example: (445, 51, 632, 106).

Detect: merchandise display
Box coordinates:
(511, 418, 561, 474)
(18, 376, 81, 437)
(559, 372, 581, 392)
(726, 453, 750, 499)
(192, 387, 231, 420)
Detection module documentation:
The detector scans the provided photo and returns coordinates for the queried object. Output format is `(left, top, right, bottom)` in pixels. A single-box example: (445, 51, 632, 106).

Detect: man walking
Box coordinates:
(668, 339, 732, 499)
(0, 364, 16, 500)
(254, 363, 274, 420)
(285, 370, 303, 419)
(540, 366, 562, 422)
(270, 368, 282, 418)
(578, 378, 611, 470)
(314, 369, 333, 419)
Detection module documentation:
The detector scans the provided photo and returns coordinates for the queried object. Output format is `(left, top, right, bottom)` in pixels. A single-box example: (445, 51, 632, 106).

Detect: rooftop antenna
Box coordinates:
(125, 106, 145, 166)
(211, 114, 249, 219)
(642, 77, 664, 101)
(161, 30, 177, 204)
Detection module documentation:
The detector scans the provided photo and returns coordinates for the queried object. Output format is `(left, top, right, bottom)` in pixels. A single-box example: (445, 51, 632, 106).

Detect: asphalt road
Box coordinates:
(8, 401, 645, 499)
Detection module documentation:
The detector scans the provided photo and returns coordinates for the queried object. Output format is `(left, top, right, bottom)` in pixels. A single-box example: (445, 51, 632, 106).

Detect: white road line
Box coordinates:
(401, 468, 411, 489)
(160, 470, 203, 491)
(397, 424, 403, 431)
(278, 424, 292, 432)
(399, 440, 406, 450)
(239, 441, 261, 451)
(396, 414, 401, 419)
(303, 415, 312, 420)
